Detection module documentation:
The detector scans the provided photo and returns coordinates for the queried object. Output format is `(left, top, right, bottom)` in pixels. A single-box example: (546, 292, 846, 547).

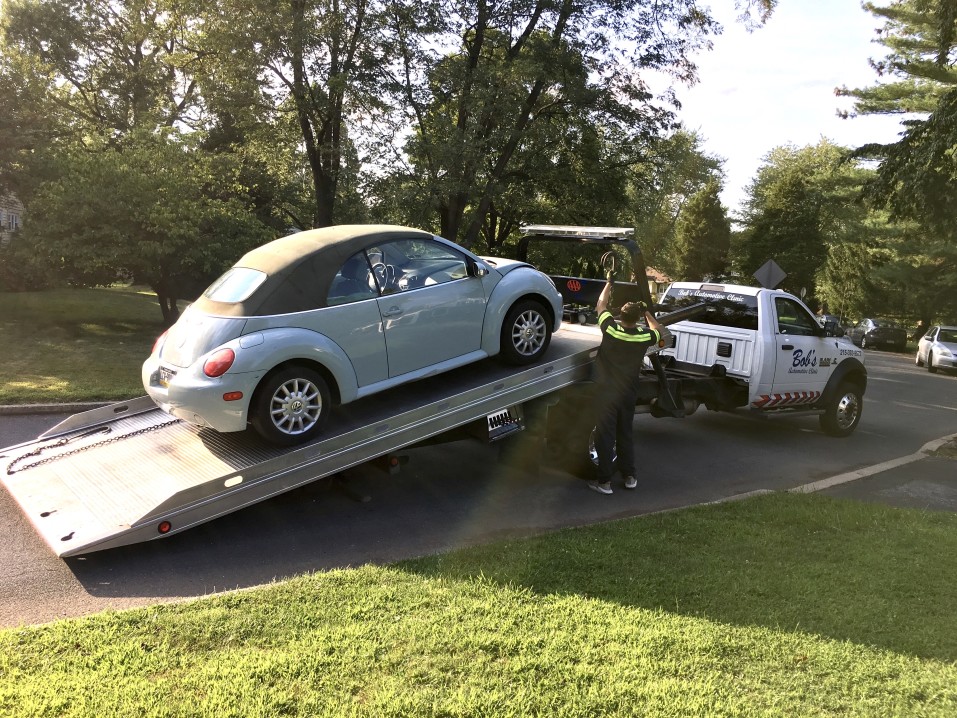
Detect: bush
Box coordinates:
(0, 239, 60, 292)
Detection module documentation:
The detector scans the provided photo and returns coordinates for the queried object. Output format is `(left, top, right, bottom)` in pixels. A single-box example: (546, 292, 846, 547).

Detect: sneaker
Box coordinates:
(587, 480, 613, 495)
(624, 476, 637, 490)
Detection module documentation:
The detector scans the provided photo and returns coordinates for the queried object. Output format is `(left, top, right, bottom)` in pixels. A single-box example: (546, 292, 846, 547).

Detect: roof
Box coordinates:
(193, 224, 433, 317)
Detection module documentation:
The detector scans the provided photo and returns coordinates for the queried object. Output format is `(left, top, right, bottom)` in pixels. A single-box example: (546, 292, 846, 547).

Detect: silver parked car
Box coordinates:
(143, 225, 564, 445)
(916, 325, 957, 374)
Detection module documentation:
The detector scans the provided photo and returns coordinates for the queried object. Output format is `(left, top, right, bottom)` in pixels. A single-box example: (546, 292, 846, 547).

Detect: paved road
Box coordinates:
(1, 349, 956, 627)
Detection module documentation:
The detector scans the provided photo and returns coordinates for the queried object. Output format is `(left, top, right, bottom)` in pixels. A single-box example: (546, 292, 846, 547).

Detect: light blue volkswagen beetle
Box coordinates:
(143, 225, 563, 445)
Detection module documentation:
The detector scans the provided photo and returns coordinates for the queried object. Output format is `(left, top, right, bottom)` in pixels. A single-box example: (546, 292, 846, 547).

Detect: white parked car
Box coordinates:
(916, 325, 957, 374)
(143, 225, 563, 445)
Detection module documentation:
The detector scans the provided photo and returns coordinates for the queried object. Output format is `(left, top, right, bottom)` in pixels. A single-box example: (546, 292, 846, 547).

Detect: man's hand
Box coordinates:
(596, 280, 613, 314)
(645, 310, 663, 333)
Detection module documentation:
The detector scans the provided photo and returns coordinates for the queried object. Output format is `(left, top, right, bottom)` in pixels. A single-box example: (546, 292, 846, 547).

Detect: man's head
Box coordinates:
(620, 302, 643, 325)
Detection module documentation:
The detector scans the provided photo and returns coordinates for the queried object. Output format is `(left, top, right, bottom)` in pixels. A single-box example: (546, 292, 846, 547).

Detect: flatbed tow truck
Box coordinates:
(2, 224, 861, 558)
(1, 324, 605, 557)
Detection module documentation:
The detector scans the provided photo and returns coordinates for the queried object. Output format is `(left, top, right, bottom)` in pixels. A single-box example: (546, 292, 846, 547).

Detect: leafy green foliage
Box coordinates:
(837, 0, 957, 117)
(671, 179, 731, 281)
(22, 133, 272, 323)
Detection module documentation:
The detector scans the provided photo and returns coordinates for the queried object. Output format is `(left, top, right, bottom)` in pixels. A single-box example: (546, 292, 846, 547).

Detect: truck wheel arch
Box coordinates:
(818, 359, 867, 437)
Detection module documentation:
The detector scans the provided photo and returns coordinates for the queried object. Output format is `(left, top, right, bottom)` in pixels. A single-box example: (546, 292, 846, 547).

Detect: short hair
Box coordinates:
(620, 302, 643, 322)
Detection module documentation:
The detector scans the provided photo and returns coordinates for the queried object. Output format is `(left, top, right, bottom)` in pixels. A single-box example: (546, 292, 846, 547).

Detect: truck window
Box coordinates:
(774, 297, 819, 336)
(659, 287, 759, 330)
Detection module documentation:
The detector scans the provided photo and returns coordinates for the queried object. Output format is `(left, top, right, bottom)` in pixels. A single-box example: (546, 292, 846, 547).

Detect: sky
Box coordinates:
(674, 0, 909, 213)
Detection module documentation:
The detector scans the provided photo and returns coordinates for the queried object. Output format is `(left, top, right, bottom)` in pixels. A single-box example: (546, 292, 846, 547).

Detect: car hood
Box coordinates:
(935, 340, 957, 353)
(479, 256, 536, 276)
(160, 306, 247, 368)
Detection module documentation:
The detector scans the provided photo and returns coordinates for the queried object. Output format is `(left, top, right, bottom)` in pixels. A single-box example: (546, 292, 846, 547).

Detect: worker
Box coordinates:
(588, 279, 663, 495)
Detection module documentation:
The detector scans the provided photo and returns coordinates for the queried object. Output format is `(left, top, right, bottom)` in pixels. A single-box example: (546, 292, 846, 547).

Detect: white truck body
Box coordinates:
(655, 281, 867, 428)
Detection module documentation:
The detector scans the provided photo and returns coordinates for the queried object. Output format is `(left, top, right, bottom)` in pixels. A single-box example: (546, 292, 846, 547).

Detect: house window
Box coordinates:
(7, 213, 19, 230)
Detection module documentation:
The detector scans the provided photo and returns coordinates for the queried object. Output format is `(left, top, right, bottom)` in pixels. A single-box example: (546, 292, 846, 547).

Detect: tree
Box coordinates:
(376, 0, 725, 249)
(837, 0, 957, 117)
(625, 130, 724, 275)
(22, 133, 272, 323)
(671, 180, 731, 281)
(864, 87, 957, 323)
(735, 141, 879, 309)
(198, 0, 384, 228)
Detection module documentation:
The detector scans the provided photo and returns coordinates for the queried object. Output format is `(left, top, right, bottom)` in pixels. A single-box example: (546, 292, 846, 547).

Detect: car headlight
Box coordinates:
(938, 346, 953, 357)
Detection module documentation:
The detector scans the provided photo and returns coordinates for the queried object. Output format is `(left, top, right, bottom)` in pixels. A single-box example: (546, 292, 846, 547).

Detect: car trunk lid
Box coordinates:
(160, 307, 247, 368)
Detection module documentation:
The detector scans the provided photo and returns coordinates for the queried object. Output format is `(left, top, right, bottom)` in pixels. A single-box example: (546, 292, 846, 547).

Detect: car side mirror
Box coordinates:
(823, 319, 839, 337)
(468, 260, 489, 278)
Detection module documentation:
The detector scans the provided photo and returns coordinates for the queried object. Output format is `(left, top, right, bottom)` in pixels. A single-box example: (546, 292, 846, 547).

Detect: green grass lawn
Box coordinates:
(0, 286, 169, 403)
(1, 493, 955, 717)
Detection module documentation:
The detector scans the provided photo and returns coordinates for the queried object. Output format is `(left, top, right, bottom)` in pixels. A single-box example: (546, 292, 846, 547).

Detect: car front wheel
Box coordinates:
(500, 299, 552, 365)
(250, 365, 331, 445)
(928, 352, 937, 373)
(819, 381, 862, 437)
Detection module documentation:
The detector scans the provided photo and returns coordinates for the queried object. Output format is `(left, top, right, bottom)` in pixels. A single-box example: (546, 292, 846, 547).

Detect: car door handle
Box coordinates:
(781, 344, 794, 350)
(382, 306, 403, 317)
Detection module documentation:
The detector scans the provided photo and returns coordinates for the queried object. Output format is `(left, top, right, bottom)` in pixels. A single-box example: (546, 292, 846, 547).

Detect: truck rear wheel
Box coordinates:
(819, 382, 862, 437)
(500, 299, 551, 365)
(251, 365, 330, 445)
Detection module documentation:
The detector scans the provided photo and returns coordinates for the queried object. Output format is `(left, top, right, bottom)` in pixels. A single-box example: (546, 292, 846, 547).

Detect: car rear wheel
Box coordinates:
(500, 299, 552, 365)
(928, 351, 937, 373)
(250, 365, 330, 445)
(860, 335, 869, 349)
(819, 381, 862, 437)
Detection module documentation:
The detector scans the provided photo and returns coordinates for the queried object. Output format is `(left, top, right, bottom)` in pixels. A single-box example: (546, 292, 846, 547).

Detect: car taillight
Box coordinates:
(152, 330, 169, 355)
(204, 348, 235, 377)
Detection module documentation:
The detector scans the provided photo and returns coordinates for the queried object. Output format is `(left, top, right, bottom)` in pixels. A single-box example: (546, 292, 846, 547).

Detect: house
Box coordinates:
(646, 266, 672, 301)
(0, 193, 24, 248)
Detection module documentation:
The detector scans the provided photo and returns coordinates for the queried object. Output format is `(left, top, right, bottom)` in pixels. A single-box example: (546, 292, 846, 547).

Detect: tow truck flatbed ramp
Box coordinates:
(1, 326, 601, 557)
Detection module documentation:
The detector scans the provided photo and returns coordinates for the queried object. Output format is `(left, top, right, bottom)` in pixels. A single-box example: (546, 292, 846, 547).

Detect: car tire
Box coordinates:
(928, 352, 937, 374)
(500, 299, 552, 365)
(250, 365, 331, 445)
(860, 335, 869, 349)
(819, 381, 863, 437)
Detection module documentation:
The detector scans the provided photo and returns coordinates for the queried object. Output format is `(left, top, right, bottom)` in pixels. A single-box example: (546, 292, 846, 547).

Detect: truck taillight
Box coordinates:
(152, 330, 169, 355)
(204, 348, 235, 377)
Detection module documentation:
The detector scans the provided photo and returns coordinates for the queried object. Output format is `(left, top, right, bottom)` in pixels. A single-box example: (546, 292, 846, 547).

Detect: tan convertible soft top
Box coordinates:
(192, 225, 433, 317)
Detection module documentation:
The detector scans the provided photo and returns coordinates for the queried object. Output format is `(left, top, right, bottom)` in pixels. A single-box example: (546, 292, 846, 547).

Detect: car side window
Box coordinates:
(381, 239, 469, 293)
(774, 297, 819, 336)
(327, 251, 378, 306)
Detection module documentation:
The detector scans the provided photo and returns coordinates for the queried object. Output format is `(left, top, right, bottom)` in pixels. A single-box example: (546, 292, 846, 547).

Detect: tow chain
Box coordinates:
(5, 419, 179, 475)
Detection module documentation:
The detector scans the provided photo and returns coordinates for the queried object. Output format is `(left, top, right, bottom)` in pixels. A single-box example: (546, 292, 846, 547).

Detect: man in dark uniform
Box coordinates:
(588, 279, 663, 495)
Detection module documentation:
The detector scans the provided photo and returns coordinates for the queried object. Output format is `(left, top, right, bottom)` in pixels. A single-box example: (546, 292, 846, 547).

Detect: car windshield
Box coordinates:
(203, 267, 268, 303)
(938, 329, 957, 343)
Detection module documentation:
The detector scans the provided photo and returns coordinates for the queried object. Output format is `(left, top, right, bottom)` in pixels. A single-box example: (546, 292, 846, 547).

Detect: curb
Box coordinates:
(0, 402, 115, 416)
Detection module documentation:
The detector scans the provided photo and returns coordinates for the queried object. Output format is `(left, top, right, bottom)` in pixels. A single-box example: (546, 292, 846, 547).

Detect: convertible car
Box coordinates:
(143, 225, 563, 445)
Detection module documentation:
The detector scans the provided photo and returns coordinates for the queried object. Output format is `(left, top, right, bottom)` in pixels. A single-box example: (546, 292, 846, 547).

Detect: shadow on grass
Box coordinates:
(395, 492, 957, 662)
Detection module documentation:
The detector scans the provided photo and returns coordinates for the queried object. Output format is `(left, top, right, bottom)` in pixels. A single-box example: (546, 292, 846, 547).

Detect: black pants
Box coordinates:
(593, 390, 636, 482)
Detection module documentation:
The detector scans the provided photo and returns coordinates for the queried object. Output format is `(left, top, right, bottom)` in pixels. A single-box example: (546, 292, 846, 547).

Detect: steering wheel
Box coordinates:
(371, 262, 395, 289)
